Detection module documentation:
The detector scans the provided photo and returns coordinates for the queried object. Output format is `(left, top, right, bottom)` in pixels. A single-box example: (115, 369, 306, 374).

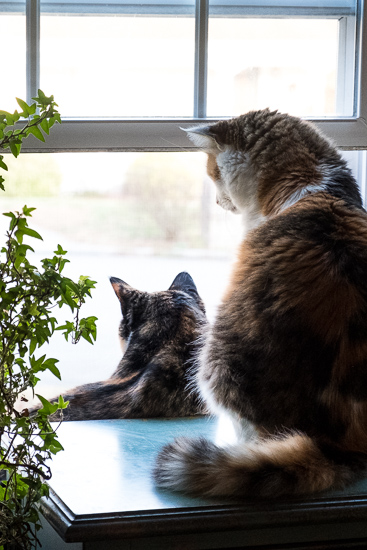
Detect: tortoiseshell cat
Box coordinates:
(35, 272, 207, 421)
(154, 109, 367, 498)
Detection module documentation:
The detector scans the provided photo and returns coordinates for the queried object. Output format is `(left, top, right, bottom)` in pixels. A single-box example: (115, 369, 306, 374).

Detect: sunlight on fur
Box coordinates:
(214, 415, 238, 446)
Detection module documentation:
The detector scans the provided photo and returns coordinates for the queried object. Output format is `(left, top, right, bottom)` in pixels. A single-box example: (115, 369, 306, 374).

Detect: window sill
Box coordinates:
(12, 116, 367, 153)
(40, 417, 367, 549)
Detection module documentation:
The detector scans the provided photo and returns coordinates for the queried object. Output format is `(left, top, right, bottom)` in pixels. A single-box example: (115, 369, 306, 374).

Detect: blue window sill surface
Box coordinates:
(40, 417, 367, 549)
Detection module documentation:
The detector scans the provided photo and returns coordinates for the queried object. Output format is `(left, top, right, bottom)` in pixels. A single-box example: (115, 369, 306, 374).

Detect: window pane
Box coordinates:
(207, 18, 350, 117)
(2, 152, 239, 403)
(1, 151, 242, 258)
(0, 2, 26, 111)
(4, 150, 364, 405)
(40, 8, 195, 117)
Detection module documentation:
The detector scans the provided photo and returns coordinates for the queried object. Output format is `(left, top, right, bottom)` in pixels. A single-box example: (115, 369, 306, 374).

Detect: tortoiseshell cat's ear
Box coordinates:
(110, 277, 132, 298)
(169, 272, 199, 298)
(182, 124, 224, 152)
(110, 277, 137, 315)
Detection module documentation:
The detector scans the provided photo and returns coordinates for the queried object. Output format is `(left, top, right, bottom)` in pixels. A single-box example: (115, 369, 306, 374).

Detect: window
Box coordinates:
(1, 0, 367, 403)
(1, 0, 367, 148)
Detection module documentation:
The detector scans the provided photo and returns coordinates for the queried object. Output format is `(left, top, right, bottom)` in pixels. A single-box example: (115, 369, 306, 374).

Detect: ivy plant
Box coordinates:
(0, 92, 97, 549)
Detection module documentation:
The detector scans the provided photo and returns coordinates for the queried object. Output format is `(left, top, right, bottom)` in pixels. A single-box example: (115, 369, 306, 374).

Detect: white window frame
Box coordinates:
(4, 0, 367, 152)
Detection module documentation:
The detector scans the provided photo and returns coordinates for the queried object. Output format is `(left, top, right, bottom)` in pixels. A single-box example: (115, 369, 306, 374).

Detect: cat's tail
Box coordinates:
(153, 433, 367, 498)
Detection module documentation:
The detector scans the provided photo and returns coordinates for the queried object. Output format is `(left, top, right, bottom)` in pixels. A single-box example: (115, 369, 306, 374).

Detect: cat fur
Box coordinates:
(33, 272, 207, 421)
(154, 109, 367, 498)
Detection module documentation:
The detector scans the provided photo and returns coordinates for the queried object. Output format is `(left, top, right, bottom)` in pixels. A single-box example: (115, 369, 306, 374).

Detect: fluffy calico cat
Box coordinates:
(154, 109, 367, 498)
(35, 272, 206, 421)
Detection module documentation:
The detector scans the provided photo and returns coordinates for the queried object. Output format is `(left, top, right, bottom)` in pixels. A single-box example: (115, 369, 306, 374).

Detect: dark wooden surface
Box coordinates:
(40, 418, 367, 548)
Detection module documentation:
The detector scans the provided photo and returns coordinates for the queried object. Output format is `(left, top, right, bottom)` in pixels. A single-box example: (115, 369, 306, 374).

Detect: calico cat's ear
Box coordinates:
(182, 125, 223, 152)
(169, 272, 199, 297)
(110, 277, 135, 302)
(110, 277, 139, 320)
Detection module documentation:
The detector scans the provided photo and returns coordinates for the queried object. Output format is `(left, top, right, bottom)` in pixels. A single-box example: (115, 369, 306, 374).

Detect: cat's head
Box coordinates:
(110, 272, 206, 353)
(184, 109, 338, 225)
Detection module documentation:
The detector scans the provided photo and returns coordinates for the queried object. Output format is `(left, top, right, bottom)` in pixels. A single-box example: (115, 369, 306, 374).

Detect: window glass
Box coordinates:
(0, 1, 359, 119)
(40, 9, 196, 117)
(2, 152, 240, 404)
(0, 3, 26, 111)
(4, 150, 364, 406)
(207, 18, 346, 117)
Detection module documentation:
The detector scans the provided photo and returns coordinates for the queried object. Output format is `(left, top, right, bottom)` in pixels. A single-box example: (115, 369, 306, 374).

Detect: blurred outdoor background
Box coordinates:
(1, 151, 244, 404)
(1, 148, 362, 407)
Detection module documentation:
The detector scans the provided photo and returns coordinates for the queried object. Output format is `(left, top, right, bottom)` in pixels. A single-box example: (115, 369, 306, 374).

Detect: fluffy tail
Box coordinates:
(154, 433, 367, 498)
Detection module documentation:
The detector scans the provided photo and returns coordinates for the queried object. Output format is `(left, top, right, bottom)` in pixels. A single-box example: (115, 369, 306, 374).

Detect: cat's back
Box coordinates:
(225, 193, 367, 332)
(212, 192, 367, 437)
(229, 193, 367, 301)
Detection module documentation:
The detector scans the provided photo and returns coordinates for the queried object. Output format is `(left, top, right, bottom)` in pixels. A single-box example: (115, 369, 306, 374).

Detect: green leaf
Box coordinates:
(15, 228, 24, 244)
(56, 320, 74, 341)
(54, 244, 67, 255)
(65, 278, 79, 294)
(28, 125, 45, 142)
(17, 243, 35, 256)
(23, 205, 37, 216)
(29, 102, 37, 115)
(0, 156, 8, 170)
(9, 140, 21, 157)
(60, 288, 77, 310)
(53, 112, 62, 124)
(29, 303, 40, 316)
(58, 395, 69, 409)
(33, 90, 56, 107)
(81, 332, 93, 344)
(35, 394, 58, 415)
(22, 226, 43, 240)
(40, 483, 50, 498)
(40, 117, 50, 135)
(0, 110, 20, 125)
(29, 337, 37, 356)
(16, 97, 33, 117)
(43, 358, 61, 380)
(15, 476, 29, 499)
(42, 432, 64, 454)
(3, 211, 16, 221)
(30, 354, 47, 372)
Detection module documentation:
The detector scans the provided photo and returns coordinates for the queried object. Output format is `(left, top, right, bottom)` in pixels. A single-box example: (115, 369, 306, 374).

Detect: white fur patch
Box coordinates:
(216, 148, 265, 233)
(279, 183, 329, 213)
(184, 126, 221, 152)
(120, 331, 132, 354)
(197, 334, 259, 446)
